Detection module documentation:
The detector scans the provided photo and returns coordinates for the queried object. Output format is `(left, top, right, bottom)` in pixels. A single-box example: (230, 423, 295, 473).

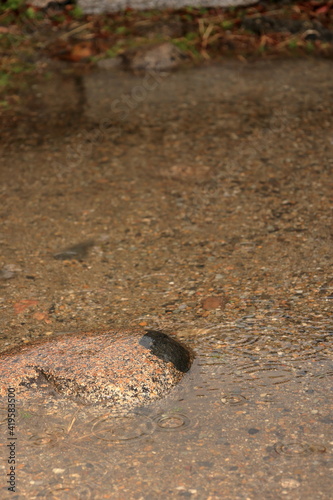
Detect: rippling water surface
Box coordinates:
(1, 60, 333, 499)
(1, 319, 332, 499)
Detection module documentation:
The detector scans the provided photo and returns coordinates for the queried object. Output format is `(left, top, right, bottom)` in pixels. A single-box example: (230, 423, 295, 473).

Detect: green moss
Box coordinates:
(172, 40, 189, 52)
(0, 0, 24, 12)
(10, 64, 28, 73)
(105, 43, 126, 57)
(71, 6, 84, 19)
(115, 26, 128, 35)
(185, 32, 198, 41)
(172, 40, 200, 58)
(24, 6, 38, 19)
(221, 20, 234, 30)
(288, 39, 298, 50)
(51, 14, 66, 23)
(258, 44, 267, 54)
(306, 41, 315, 52)
(0, 72, 10, 87)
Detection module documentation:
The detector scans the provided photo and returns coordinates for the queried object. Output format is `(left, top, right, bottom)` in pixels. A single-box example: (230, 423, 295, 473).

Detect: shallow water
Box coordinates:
(1, 59, 332, 498)
(1, 320, 332, 499)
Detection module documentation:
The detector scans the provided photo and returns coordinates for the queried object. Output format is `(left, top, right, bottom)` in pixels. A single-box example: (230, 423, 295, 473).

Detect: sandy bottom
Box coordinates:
(0, 59, 332, 498)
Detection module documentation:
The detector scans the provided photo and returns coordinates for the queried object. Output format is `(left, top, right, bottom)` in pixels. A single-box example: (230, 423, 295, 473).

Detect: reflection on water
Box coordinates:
(1, 322, 332, 499)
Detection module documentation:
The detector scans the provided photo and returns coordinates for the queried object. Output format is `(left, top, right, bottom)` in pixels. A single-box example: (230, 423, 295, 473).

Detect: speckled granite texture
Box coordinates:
(0, 330, 192, 410)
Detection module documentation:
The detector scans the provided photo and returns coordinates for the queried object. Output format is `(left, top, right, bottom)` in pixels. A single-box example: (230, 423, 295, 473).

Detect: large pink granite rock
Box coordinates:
(0, 330, 192, 411)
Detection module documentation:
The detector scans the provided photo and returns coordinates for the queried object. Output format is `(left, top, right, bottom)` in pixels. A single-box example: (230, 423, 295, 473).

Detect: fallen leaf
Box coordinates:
(68, 41, 94, 62)
(316, 5, 329, 15)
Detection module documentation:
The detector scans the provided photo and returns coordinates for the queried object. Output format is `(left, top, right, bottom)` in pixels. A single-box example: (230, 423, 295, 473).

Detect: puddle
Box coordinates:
(0, 59, 332, 498)
(1, 322, 332, 499)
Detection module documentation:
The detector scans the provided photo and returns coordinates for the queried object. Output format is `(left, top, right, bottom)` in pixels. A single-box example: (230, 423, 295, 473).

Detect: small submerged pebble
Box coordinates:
(0, 330, 192, 411)
(0, 264, 21, 280)
(53, 240, 95, 261)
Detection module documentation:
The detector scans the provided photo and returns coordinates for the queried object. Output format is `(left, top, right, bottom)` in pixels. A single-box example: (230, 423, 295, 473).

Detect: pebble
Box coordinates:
(0, 264, 21, 280)
(53, 240, 95, 261)
(202, 295, 227, 311)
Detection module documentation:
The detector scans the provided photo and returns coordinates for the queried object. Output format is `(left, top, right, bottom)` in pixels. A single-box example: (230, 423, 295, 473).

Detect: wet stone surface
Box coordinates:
(0, 330, 192, 411)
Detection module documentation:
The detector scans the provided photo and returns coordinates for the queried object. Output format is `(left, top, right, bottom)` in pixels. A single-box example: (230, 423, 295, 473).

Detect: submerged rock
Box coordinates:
(0, 330, 192, 411)
(53, 239, 95, 261)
